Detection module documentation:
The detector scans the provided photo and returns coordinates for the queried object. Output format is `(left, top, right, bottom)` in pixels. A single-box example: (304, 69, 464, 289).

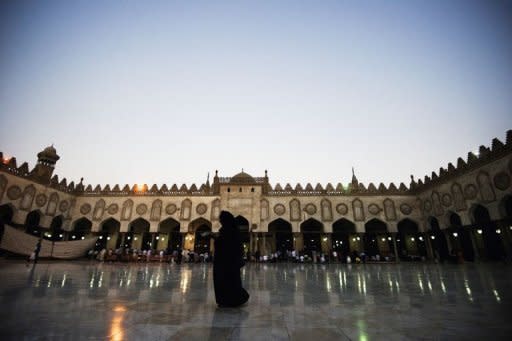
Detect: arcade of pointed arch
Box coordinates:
(0, 135, 511, 237)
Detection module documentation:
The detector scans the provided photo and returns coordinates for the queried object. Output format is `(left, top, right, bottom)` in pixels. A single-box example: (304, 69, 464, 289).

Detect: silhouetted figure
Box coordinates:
(27, 238, 42, 265)
(213, 211, 249, 307)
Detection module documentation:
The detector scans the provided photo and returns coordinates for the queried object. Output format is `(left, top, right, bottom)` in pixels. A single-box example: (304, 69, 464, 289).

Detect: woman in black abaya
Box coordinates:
(213, 211, 249, 307)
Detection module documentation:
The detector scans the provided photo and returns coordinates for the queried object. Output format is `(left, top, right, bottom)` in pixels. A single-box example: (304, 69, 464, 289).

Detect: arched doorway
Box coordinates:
(129, 218, 151, 250)
(300, 218, 323, 256)
(332, 218, 356, 259)
(364, 219, 389, 257)
(268, 218, 293, 256)
(73, 217, 92, 242)
(472, 205, 504, 261)
(235, 215, 250, 258)
(25, 210, 42, 237)
(448, 212, 474, 261)
(189, 218, 212, 253)
(99, 218, 121, 250)
(397, 219, 426, 260)
(49, 215, 64, 241)
(428, 216, 449, 262)
(158, 218, 180, 251)
(0, 204, 14, 245)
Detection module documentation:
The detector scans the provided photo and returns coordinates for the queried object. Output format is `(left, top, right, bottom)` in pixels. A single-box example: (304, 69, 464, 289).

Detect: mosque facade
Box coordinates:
(1, 131, 512, 262)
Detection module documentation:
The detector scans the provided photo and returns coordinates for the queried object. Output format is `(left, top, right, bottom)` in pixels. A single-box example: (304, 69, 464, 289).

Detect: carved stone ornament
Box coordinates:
(59, 200, 69, 212)
(196, 203, 207, 215)
(305, 203, 317, 215)
(423, 200, 432, 212)
(463, 184, 478, 200)
(368, 203, 381, 215)
(35, 193, 47, 207)
(274, 204, 286, 216)
(441, 193, 453, 207)
(336, 203, 348, 215)
(6, 185, 22, 200)
(80, 203, 92, 215)
(136, 203, 148, 215)
(165, 203, 177, 215)
(400, 203, 412, 215)
(107, 204, 119, 215)
(493, 172, 511, 191)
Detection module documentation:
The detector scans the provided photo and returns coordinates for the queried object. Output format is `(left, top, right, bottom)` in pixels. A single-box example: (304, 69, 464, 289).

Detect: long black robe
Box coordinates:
(213, 216, 249, 307)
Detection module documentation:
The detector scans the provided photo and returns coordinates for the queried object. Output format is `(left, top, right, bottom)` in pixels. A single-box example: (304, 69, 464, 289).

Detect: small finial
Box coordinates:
(215, 170, 218, 176)
(80, 177, 84, 183)
(410, 175, 414, 181)
(242, 168, 244, 173)
(352, 167, 355, 177)
(265, 169, 268, 177)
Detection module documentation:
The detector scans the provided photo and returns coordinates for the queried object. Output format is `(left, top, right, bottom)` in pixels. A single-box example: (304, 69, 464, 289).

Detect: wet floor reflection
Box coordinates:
(0, 261, 511, 339)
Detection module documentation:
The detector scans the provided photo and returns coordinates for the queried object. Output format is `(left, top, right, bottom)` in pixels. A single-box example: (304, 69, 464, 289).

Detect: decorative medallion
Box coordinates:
(35, 193, 47, 207)
(165, 203, 177, 215)
(274, 204, 286, 216)
(305, 203, 317, 215)
(463, 184, 478, 200)
(6, 185, 22, 200)
(368, 203, 381, 215)
(80, 203, 92, 215)
(136, 203, 148, 215)
(441, 193, 452, 207)
(400, 203, 412, 215)
(336, 203, 348, 215)
(493, 172, 511, 191)
(59, 200, 69, 212)
(196, 203, 207, 215)
(423, 200, 432, 212)
(107, 204, 119, 215)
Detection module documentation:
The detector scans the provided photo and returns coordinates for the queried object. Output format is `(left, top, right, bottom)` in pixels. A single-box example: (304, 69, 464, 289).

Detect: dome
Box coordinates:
(230, 171, 256, 184)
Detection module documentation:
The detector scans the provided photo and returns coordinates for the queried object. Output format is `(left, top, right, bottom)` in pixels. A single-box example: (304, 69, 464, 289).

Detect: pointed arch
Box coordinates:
(25, 210, 42, 235)
(260, 199, 269, 220)
(181, 199, 192, 220)
(352, 198, 365, 221)
(93, 199, 106, 221)
(451, 182, 466, 211)
(383, 198, 396, 221)
(321, 198, 333, 221)
(0, 174, 7, 202)
(211, 198, 221, 221)
(121, 199, 134, 221)
(188, 217, 212, 233)
(0, 203, 15, 226)
(46, 192, 59, 216)
(20, 184, 36, 211)
(290, 199, 301, 221)
(268, 218, 293, 253)
(477, 171, 496, 202)
(150, 199, 162, 221)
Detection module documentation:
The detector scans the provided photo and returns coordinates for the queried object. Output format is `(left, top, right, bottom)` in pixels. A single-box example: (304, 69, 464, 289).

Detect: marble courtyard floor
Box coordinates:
(0, 260, 511, 340)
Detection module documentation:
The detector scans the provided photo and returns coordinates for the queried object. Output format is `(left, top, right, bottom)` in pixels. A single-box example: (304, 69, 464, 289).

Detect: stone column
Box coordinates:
(424, 232, 434, 261)
(321, 234, 331, 254)
(151, 233, 156, 250)
(392, 233, 400, 263)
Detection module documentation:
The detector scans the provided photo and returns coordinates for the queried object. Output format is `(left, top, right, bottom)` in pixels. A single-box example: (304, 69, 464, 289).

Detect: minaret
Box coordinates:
(351, 167, 359, 191)
(31, 145, 60, 183)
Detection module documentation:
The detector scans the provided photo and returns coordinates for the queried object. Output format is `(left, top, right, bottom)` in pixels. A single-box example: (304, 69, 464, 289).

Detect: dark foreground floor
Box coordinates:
(0, 260, 511, 340)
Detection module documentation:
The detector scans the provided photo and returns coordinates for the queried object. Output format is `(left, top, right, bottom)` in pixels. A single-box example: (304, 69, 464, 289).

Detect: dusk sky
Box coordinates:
(1, 0, 511, 188)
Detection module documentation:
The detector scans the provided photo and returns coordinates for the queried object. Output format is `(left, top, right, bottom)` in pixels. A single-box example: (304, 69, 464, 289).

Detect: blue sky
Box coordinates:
(1, 0, 511, 188)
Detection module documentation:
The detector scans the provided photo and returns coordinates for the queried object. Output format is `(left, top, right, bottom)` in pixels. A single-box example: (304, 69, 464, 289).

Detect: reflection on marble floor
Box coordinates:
(0, 261, 511, 340)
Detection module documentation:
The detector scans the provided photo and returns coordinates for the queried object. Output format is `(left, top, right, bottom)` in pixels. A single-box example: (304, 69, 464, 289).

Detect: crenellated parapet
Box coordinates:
(267, 181, 409, 196)
(409, 130, 512, 194)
